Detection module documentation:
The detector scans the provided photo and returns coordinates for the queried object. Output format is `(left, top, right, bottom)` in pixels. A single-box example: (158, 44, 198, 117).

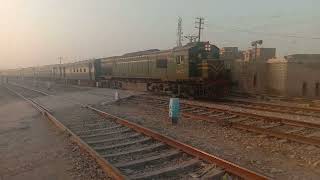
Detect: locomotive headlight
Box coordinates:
(204, 43, 211, 52)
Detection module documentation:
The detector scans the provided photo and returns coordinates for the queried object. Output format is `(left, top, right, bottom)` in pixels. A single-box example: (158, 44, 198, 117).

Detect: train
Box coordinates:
(1, 42, 231, 98)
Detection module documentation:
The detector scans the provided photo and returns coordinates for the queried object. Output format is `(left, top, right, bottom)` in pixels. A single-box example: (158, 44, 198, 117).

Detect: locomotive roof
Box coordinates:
(100, 42, 219, 62)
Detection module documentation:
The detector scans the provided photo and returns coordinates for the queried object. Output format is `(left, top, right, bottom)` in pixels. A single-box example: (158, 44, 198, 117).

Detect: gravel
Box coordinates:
(65, 141, 112, 180)
(96, 98, 320, 180)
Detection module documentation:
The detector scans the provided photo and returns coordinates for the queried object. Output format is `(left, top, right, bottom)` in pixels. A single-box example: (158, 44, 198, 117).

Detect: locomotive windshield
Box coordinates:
(189, 42, 220, 62)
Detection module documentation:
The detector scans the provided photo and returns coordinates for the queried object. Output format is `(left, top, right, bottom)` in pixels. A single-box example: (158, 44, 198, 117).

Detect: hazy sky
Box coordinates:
(1, 0, 319, 69)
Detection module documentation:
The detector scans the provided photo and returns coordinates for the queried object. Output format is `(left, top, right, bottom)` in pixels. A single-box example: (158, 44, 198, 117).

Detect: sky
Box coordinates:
(0, 0, 320, 69)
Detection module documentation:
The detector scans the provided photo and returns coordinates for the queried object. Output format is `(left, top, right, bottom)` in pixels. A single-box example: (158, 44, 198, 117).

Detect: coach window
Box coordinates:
(176, 56, 179, 64)
(180, 56, 184, 64)
(176, 56, 184, 64)
(315, 82, 319, 96)
(156, 59, 167, 68)
(302, 82, 308, 96)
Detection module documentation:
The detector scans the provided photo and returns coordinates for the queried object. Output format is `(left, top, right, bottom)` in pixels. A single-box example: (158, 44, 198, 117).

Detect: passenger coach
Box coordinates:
(2, 42, 231, 98)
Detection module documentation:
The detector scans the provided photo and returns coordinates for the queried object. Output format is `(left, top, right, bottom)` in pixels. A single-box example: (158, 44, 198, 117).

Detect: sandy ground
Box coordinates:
(0, 86, 111, 180)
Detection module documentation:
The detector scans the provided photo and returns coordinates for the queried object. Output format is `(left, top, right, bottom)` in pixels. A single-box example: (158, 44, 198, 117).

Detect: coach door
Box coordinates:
(89, 63, 92, 80)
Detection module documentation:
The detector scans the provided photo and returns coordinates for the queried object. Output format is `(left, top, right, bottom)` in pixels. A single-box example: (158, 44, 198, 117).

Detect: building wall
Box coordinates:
(286, 61, 320, 98)
(242, 48, 276, 62)
(266, 59, 287, 95)
(220, 47, 239, 60)
(230, 60, 269, 94)
(228, 54, 320, 99)
(255, 48, 276, 61)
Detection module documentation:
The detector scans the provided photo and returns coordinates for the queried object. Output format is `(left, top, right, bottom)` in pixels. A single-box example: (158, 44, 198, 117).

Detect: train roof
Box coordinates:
(100, 42, 219, 62)
(122, 49, 160, 57)
(2, 42, 220, 71)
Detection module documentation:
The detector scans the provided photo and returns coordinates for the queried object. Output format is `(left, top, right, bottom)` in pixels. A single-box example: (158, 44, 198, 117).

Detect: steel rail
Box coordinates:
(88, 106, 270, 180)
(182, 102, 320, 130)
(8, 82, 50, 96)
(139, 96, 320, 147)
(3, 85, 127, 180)
(142, 96, 320, 129)
(230, 91, 320, 104)
(4, 84, 270, 179)
(182, 112, 320, 147)
(221, 99, 320, 118)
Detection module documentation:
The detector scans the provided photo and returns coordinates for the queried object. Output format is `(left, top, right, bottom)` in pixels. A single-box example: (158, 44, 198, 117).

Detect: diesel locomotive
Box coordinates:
(1, 42, 231, 98)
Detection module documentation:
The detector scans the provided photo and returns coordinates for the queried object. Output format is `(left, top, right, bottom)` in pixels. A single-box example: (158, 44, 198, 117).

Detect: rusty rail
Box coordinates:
(89, 106, 270, 180)
(3, 85, 127, 180)
(143, 96, 320, 129)
(9, 82, 50, 96)
(222, 99, 320, 118)
(183, 112, 320, 147)
(139, 96, 320, 147)
(4, 84, 270, 179)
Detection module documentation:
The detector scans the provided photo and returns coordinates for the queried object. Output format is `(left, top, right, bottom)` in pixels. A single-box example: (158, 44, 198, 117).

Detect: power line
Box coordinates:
(184, 35, 198, 43)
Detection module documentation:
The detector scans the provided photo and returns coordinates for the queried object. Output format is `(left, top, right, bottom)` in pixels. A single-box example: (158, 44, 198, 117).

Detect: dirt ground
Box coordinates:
(0, 86, 111, 180)
(96, 98, 320, 180)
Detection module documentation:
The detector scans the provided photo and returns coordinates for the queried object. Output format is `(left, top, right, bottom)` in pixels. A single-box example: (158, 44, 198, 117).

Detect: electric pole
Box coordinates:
(176, 17, 183, 47)
(195, 17, 204, 42)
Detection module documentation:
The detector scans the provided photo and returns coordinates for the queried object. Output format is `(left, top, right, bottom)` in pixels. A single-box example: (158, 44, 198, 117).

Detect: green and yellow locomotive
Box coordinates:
(100, 42, 230, 98)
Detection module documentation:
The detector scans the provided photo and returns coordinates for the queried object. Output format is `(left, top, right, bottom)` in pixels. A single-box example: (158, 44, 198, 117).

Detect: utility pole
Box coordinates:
(176, 17, 183, 47)
(251, 40, 263, 61)
(195, 17, 204, 42)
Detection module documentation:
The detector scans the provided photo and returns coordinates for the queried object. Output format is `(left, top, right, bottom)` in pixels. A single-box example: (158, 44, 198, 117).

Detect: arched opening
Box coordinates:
(302, 82, 308, 96)
(315, 82, 320, 96)
(253, 73, 257, 88)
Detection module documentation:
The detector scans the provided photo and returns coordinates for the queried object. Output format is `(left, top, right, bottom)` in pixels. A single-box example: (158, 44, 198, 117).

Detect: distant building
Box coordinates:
(284, 54, 320, 98)
(242, 48, 276, 62)
(229, 52, 320, 98)
(220, 47, 239, 60)
(243, 49, 253, 62)
(285, 54, 320, 62)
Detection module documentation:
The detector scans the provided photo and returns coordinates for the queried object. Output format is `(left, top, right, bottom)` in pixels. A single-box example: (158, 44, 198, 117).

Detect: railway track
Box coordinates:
(5, 83, 49, 98)
(218, 99, 320, 118)
(128, 95, 320, 147)
(230, 92, 320, 108)
(3, 84, 269, 179)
